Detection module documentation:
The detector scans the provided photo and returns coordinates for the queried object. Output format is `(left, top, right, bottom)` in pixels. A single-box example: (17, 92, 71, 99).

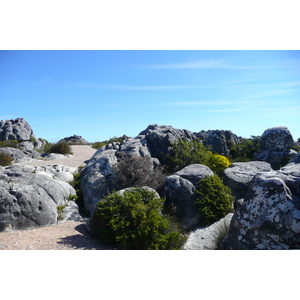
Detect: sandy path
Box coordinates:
(0, 221, 113, 250)
(15, 145, 97, 168)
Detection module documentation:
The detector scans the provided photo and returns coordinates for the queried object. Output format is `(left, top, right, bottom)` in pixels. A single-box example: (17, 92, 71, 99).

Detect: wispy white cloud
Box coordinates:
(139, 59, 274, 70)
(156, 100, 257, 107)
(208, 107, 247, 112)
(73, 82, 216, 90)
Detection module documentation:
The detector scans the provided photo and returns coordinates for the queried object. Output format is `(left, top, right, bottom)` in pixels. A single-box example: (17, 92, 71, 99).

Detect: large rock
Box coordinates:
(175, 164, 214, 187)
(203, 130, 240, 156)
(0, 165, 78, 232)
(254, 149, 297, 170)
(254, 127, 297, 169)
(59, 135, 89, 145)
(222, 168, 300, 250)
(137, 124, 196, 164)
(183, 213, 233, 250)
(0, 118, 34, 142)
(223, 161, 272, 199)
(164, 175, 198, 229)
(164, 164, 214, 229)
(260, 126, 294, 151)
(0, 147, 41, 163)
(80, 149, 118, 214)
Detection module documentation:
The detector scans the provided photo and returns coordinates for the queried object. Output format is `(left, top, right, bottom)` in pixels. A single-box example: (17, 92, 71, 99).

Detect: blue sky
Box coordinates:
(1, 50, 299, 143)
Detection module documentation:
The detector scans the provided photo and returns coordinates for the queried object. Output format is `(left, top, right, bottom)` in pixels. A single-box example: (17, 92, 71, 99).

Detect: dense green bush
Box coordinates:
(90, 188, 186, 250)
(0, 152, 12, 166)
(229, 136, 260, 161)
(164, 139, 212, 174)
(113, 153, 165, 193)
(195, 175, 234, 226)
(48, 141, 72, 155)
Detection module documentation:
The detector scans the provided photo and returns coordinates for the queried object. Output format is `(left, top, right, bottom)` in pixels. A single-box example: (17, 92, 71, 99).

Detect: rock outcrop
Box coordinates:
(0, 165, 79, 232)
(254, 127, 297, 169)
(137, 124, 196, 164)
(0, 118, 34, 142)
(223, 161, 272, 199)
(222, 164, 300, 249)
(59, 135, 89, 145)
(0, 147, 41, 163)
(164, 164, 214, 229)
(203, 130, 240, 156)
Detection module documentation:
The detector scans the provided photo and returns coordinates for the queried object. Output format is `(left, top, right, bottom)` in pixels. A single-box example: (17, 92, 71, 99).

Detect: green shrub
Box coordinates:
(230, 136, 260, 161)
(0, 152, 12, 166)
(90, 188, 186, 250)
(164, 139, 213, 174)
(48, 141, 72, 155)
(195, 175, 234, 226)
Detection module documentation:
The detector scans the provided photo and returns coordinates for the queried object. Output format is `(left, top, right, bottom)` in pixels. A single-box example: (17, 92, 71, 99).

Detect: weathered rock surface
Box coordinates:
(59, 135, 89, 145)
(254, 127, 297, 169)
(137, 124, 196, 164)
(81, 149, 118, 214)
(175, 164, 214, 187)
(222, 167, 300, 249)
(260, 126, 294, 151)
(0, 118, 34, 142)
(0, 165, 78, 232)
(203, 130, 240, 156)
(183, 213, 233, 250)
(223, 161, 272, 199)
(164, 164, 214, 229)
(254, 149, 297, 170)
(0, 147, 41, 163)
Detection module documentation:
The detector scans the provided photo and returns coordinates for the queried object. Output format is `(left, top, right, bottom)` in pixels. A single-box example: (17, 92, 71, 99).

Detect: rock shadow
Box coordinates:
(57, 223, 114, 250)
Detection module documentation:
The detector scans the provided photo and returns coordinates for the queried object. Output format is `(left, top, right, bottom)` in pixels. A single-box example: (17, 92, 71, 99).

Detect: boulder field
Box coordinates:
(1, 117, 300, 250)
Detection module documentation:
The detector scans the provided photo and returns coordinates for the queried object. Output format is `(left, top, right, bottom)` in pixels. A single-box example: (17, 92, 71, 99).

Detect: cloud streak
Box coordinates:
(139, 59, 273, 70)
(73, 82, 216, 90)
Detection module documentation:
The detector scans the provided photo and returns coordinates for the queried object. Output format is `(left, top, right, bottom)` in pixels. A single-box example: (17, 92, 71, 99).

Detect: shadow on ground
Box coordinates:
(57, 223, 115, 250)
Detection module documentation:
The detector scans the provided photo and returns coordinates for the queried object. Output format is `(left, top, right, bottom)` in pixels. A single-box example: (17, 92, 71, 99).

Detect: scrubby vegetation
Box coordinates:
(113, 153, 165, 193)
(92, 135, 130, 149)
(164, 139, 230, 175)
(0, 140, 19, 148)
(195, 175, 234, 226)
(48, 141, 73, 155)
(228, 136, 261, 162)
(89, 188, 186, 250)
(0, 152, 12, 166)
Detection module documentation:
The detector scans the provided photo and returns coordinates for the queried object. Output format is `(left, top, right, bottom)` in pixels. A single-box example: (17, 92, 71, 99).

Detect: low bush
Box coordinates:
(207, 154, 231, 175)
(113, 153, 165, 193)
(229, 136, 260, 161)
(0, 152, 12, 166)
(0, 140, 19, 148)
(92, 135, 130, 149)
(89, 188, 186, 250)
(164, 139, 212, 174)
(195, 175, 234, 226)
(48, 141, 72, 155)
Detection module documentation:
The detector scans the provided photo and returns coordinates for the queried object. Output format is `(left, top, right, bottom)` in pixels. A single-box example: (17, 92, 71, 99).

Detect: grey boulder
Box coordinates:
(223, 161, 272, 199)
(0, 165, 77, 232)
(222, 168, 300, 250)
(59, 134, 89, 145)
(175, 164, 214, 187)
(0, 147, 41, 163)
(0, 118, 34, 142)
(203, 130, 240, 156)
